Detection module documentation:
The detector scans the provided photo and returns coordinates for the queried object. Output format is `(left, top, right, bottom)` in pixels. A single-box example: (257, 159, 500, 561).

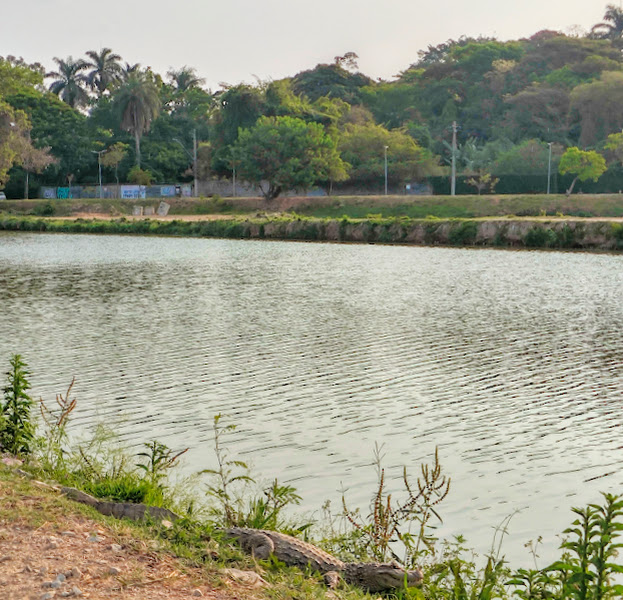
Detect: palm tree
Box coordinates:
(166, 66, 205, 93)
(120, 62, 141, 82)
(85, 48, 122, 96)
(114, 71, 161, 168)
(591, 4, 623, 39)
(46, 57, 89, 108)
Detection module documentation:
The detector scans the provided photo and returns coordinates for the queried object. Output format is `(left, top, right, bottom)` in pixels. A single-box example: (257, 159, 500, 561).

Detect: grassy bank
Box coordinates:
(2, 193, 623, 220)
(2, 355, 623, 600)
(1, 213, 622, 251)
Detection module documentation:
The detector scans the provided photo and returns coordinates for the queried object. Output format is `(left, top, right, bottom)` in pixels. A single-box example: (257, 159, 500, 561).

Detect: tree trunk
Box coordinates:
(566, 176, 579, 197)
(134, 131, 141, 169)
(266, 184, 282, 201)
(24, 171, 29, 200)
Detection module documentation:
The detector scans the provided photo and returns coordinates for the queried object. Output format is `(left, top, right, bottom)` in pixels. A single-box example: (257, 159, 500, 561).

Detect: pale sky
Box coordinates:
(2, 1, 608, 90)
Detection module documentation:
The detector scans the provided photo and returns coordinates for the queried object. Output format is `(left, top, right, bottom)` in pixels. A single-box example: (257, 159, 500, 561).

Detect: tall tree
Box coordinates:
(167, 66, 205, 94)
(7, 90, 93, 186)
(591, 4, 623, 40)
(120, 62, 141, 81)
(85, 48, 122, 96)
(46, 57, 89, 108)
(114, 71, 161, 167)
(20, 140, 55, 198)
(570, 71, 623, 146)
(0, 56, 44, 97)
(234, 115, 347, 200)
(0, 101, 29, 187)
(100, 141, 128, 185)
(338, 122, 439, 188)
(558, 147, 606, 195)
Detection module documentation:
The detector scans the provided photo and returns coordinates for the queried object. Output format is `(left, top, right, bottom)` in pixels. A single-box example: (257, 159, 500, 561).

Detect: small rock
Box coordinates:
(55, 573, 66, 583)
(42, 580, 62, 589)
(108, 566, 121, 576)
(1, 456, 23, 467)
(46, 542, 59, 550)
(192, 590, 204, 597)
(70, 587, 83, 597)
(87, 534, 102, 543)
(23, 564, 33, 573)
(109, 543, 122, 552)
(161, 519, 173, 529)
(65, 567, 82, 579)
(223, 568, 268, 588)
(39, 566, 48, 576)
(40, 592, 55, 600)
(61, 531, 76, 537)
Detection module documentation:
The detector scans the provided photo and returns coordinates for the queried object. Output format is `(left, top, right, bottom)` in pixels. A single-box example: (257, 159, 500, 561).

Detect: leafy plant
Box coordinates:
(551, 493, 623, 600)
(244, 478, 305, 531)
(1, 354, 34, 455)
(201, 414, 255, 525)
(136, 440, 188, 488)
(127, 165, 153, 185)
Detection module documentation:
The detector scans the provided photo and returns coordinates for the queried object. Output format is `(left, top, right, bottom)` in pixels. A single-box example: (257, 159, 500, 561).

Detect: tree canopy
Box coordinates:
(1, 5, 623, 196)
(234, 116, 347, 200)
(558, 147, 607, 194)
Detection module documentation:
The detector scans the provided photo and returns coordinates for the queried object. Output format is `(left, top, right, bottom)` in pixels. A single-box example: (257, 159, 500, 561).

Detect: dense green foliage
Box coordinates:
(1, 6, 622, 197)
(234, 116, 347, 199)
(0, 354, 34, 455)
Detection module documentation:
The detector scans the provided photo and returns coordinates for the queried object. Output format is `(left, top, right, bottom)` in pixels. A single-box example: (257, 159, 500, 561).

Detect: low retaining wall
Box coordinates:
(0, 216, 621, 251)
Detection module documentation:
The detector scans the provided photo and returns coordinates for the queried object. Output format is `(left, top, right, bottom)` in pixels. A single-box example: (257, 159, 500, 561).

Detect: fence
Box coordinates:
(40, 184, 193, 200)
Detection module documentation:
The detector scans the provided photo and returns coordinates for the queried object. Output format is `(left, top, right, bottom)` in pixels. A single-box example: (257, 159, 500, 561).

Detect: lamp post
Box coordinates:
(451, 121, 458, 196)
(173, 129, 198, 197)
(91, 150, 104, 199)
(547, 142, 552, 195)
(384, 145, 389, 196)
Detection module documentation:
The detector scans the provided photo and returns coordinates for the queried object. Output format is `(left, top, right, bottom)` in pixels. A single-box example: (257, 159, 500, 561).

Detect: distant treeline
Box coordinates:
(1, 4, 623, 198)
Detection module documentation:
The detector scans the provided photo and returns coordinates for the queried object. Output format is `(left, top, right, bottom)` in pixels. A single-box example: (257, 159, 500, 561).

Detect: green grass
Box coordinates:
(3, 193, 623, 220)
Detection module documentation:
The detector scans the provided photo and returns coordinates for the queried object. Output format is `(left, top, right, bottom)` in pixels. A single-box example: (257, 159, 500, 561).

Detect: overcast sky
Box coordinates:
(2, 1, 608, 90)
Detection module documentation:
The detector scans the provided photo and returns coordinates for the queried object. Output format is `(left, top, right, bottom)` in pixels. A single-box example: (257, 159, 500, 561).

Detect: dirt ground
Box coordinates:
(61, 212, 623, 223)
(0, 475, 262, 600)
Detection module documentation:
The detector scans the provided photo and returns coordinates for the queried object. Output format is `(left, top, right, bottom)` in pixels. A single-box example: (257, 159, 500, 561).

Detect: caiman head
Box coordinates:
(352, 561, 423, 591)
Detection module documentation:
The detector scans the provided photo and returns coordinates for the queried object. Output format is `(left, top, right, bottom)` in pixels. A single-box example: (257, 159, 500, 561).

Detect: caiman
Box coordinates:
(225, 526, 423, 592)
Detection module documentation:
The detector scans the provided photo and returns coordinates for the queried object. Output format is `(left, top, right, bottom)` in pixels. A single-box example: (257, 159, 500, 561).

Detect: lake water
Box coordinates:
(0, 232, 622, 566)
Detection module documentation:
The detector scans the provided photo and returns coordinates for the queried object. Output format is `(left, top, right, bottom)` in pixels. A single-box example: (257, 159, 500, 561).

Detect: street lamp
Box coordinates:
(173, 129, 198, 197)
(547, 142, 553, 195)
(384, 145, 389, 196)
(91, 150, 104, 199)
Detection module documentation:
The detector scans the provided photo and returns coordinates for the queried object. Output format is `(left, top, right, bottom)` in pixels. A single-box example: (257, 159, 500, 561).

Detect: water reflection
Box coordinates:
(0, 232, 622, 565)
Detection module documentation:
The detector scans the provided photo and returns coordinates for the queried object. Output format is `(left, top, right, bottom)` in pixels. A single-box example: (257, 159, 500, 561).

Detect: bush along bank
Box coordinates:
(1, 214, 623, 251)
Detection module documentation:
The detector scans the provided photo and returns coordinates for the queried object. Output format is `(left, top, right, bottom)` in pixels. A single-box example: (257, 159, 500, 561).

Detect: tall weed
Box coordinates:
(1, 354, 35, 456)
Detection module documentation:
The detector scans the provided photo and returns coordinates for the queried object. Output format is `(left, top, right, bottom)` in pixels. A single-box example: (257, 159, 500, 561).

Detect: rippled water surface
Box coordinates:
(1, 232, 622, 564)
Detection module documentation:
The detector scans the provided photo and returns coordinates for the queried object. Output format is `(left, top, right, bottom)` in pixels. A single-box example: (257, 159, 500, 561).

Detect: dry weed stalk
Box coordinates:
(342, 444, 451, 565)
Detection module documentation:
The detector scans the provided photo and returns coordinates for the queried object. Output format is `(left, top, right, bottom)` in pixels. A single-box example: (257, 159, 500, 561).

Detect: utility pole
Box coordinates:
(193, 129, 198, 198)
(91, 150, 104, 199)
(451, 121, 457, 196)
(384, 145, 389, 196)
(547, 142, 552, 195)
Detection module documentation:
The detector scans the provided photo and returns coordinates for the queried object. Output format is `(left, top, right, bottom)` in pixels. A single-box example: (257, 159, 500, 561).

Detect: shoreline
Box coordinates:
(1, 213, 622, 252)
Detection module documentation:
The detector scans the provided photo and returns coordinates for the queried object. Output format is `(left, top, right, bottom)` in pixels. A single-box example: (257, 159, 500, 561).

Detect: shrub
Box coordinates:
(449, 221, 478, 246)
(0, 355, 35, 456)
(127, 166, 153, 185)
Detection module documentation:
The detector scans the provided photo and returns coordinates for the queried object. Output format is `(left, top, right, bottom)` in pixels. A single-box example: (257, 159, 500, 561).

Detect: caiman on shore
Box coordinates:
(225, 526, 423, 592)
